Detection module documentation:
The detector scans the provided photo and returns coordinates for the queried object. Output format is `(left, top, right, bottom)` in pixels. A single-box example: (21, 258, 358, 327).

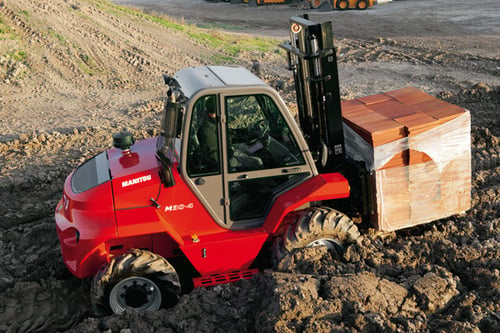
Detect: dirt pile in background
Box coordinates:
(0, 0, 498, 332)
(0, 0, 276, 137)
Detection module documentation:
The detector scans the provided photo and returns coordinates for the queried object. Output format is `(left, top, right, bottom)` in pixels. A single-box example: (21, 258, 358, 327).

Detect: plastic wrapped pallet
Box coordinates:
(342, 87, 471, 231)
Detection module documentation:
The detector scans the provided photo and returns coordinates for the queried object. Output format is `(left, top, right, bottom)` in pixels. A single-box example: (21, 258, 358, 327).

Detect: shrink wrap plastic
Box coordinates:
(344, 112, 471, 172)
(343, 95, 471, 231)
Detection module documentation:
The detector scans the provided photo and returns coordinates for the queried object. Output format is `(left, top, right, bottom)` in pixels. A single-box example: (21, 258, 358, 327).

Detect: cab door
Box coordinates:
(221, 92, 313, 229)
(184, 94, 225, 224)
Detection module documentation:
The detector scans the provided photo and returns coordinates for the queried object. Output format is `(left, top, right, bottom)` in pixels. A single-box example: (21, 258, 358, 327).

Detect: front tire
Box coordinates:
(91, 249, 181, 316)
(311, 0, 323, 9)
(356, 0, 368, 10)
(336, 0, 349, 10)
(272, 207, 360, 268)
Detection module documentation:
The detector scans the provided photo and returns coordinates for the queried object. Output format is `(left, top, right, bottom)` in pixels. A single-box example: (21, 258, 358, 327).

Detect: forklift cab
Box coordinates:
(160, 66, 318, 230)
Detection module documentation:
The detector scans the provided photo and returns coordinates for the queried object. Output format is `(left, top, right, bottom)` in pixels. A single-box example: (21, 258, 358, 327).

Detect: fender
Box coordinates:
(263, 172, 350, 234)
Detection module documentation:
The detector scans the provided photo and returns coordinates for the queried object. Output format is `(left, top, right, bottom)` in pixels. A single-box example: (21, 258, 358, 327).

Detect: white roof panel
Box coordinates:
(174, 66, 266, 99)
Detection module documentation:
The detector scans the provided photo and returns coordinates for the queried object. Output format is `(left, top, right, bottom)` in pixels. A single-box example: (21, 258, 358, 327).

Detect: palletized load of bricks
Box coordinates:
(342, 87, 471, 232)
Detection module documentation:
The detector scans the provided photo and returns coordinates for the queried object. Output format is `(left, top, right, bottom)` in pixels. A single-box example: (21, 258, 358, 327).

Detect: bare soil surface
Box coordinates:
(0, 0, 498, 332)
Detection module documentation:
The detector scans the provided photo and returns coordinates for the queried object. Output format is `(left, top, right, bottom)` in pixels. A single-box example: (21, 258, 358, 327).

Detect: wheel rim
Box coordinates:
(109, 276, 162, 313)
(358, 1, 367, 9)
(307, 238, 342, 252)
(339, 1, 348, 9)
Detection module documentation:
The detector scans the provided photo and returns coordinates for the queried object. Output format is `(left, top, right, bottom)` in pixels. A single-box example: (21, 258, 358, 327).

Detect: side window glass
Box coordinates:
(225, 94, 305, 173)
(187, 95, 220, 177)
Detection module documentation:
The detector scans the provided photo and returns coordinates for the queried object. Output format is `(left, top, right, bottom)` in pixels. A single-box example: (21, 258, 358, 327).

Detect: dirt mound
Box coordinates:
(0, 0, 499, 332)
(0, 0, 271, 138)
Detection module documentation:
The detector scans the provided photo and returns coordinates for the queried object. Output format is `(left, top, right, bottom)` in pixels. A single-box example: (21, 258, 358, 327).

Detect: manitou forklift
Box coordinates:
(55, 15, 370, 315)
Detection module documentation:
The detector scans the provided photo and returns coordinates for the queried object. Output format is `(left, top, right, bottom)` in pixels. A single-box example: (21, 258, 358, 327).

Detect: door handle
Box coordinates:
(195, 178, 206, 185)
(150, 198, 161, 209)
(282, 167, 300, 173)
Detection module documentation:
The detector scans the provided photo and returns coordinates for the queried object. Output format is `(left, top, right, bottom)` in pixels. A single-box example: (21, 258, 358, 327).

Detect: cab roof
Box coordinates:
(173, 66, 266, 99)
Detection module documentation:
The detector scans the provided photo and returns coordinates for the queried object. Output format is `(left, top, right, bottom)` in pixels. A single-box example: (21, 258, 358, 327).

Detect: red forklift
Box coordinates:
(55, 15, 407, 315)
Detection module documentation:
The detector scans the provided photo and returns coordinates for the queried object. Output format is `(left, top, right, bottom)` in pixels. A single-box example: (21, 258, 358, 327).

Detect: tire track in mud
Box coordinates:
(85, 4, 164, 82)
(0, 0, 206, 93)
(0, 2, 47, 45)
(85, 2, 207, 78)
(86, 0, 212, 81)
(0, 1, 87, 82)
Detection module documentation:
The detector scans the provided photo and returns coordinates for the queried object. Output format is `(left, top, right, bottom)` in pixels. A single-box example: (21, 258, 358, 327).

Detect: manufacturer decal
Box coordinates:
(121, 174, 152, 188)
(164, 203, 194, 212)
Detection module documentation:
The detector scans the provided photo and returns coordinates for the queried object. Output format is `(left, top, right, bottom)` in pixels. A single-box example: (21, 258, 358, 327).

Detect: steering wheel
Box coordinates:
(246, 119, 270, 145)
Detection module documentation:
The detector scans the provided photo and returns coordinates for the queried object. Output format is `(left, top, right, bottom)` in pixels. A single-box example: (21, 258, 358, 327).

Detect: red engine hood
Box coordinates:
(108, 137, 162, 210)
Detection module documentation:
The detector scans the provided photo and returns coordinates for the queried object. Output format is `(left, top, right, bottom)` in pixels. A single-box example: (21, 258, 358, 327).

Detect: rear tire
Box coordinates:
(356, 0, 368, 10)
(91, 249, 181, 316)
(336, 0, 349, 10)
(311, 0, 323, 9)
(272, 207, 360, 269)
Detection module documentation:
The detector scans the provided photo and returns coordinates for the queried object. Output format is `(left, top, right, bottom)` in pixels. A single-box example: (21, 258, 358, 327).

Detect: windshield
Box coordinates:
(71, 151, 110, 193)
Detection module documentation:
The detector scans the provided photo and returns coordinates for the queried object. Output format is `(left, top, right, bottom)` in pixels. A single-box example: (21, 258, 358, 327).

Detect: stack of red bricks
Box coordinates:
(342, 87, 471, 231)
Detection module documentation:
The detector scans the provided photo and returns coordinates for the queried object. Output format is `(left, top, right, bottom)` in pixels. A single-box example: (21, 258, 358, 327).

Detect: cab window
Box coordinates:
(186, 95, 220, 177)
(225, 94, 305, 173)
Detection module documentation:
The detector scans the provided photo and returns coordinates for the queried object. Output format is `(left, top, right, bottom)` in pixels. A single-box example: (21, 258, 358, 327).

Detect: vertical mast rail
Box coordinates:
(280, 15, 345, 172)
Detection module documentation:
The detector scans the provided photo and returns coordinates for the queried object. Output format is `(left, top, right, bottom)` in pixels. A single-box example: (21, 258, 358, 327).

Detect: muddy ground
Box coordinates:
(0, 0, 498, 332)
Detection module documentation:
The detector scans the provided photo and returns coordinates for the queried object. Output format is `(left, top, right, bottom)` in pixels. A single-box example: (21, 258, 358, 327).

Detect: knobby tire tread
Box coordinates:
(91, 249, 180, 316)
(272, 206, 360, 269)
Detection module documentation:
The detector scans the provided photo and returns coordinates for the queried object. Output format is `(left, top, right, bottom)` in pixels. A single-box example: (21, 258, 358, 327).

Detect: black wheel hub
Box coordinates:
(109, 276, 162, 313)
(122, 280, 152, 308)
